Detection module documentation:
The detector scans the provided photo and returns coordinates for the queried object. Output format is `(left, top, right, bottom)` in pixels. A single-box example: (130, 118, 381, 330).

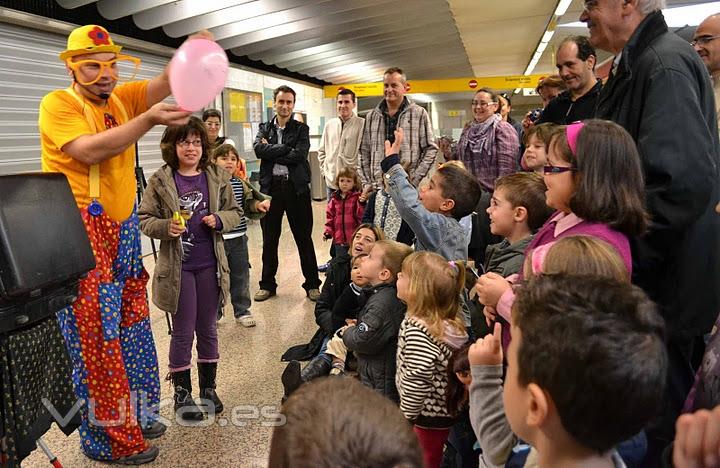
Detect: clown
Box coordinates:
(38, 25, 212, 465)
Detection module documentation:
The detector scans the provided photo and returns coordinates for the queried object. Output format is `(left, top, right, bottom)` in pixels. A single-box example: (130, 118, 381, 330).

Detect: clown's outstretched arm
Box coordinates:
(60, 103, 191, 165)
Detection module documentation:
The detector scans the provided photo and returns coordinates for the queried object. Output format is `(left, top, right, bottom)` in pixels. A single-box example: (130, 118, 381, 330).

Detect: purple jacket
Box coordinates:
(526, 211, 632, 274)
(496, 212, 631, 325)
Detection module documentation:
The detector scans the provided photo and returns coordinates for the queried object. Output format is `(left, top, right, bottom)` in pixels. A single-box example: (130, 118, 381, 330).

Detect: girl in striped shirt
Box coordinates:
(395, 251, 469, 468)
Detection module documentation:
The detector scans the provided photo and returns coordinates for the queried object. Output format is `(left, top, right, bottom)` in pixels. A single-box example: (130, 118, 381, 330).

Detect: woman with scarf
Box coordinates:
(450, 88, 519, 193)
(444, 88, 519, 264)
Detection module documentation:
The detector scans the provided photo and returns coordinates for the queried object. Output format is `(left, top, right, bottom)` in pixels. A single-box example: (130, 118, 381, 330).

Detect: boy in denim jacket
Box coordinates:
(380, 128, 482, 261)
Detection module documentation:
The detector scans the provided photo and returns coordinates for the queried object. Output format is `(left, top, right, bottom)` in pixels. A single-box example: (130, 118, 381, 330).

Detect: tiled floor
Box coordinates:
(23, 201, 331, 468)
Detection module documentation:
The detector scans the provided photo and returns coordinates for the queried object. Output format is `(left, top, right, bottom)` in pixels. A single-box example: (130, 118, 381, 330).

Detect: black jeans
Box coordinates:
(259, 177, 320, 292)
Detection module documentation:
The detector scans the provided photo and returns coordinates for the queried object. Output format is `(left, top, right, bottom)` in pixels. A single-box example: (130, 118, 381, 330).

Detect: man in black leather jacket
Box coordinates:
(582, 1, 720, 463)
(253, 85, 321, 302)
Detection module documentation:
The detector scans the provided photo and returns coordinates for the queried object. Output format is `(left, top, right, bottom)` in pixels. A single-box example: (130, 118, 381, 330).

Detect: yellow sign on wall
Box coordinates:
(229, 91, 247, 122)
(323, 74, 546, 98)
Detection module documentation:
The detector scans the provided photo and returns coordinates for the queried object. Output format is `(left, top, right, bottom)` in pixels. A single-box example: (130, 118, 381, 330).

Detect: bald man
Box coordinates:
(694, 13, 720, 130)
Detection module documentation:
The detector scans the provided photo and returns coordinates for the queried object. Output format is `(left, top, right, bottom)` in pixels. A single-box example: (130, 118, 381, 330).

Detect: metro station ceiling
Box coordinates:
(53, 0, 711, 85)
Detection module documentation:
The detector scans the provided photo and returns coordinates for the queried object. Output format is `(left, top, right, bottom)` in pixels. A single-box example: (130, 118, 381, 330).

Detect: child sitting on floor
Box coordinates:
(341, 239, 413, 402)
(325, 253, 370, 375)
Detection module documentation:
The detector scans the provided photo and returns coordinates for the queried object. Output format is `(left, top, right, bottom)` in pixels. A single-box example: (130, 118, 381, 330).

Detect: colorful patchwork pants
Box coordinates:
(56, 208, 160, 460)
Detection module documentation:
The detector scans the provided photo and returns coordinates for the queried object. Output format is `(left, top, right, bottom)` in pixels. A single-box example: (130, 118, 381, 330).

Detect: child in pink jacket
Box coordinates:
(324, 167, 367, 258)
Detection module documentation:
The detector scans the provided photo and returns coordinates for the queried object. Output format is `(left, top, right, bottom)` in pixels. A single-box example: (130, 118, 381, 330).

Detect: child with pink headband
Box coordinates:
(476, 119, 648, 329)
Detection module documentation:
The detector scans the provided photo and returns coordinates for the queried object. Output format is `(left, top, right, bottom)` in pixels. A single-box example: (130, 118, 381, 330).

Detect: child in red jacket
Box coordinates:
(324, 167, 368, 258)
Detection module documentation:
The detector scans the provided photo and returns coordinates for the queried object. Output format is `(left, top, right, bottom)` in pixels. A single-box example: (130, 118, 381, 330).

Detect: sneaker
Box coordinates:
(106, 445, 159, 465)
(306, 288, 321, 302)
(236, 314, 256, 327)
(254, 289, 276, 302)
(317, 262, 329, 273)
(329, 363, 346, 376)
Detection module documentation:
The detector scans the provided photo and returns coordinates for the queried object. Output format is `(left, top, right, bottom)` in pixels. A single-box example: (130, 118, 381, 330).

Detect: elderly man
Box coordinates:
(581, 0, 720, 463)
(694, 13, 720, 129)
(359, 67, 437, 189)
(39, 24, 202, 464)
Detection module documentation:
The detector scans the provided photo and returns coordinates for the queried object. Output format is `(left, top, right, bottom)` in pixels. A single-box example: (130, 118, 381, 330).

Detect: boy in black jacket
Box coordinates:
(342, 240, 413, 402)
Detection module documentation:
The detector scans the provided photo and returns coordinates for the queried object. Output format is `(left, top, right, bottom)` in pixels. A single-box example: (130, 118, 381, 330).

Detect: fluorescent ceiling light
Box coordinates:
(541, 30, 555, 43)
(561, 2, 720, 28)
(554, 0, 573, 16)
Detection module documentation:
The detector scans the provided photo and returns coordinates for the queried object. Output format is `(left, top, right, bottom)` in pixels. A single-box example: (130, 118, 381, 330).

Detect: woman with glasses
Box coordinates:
(445, 88, 519, 194)
(138, 116, 241, 422)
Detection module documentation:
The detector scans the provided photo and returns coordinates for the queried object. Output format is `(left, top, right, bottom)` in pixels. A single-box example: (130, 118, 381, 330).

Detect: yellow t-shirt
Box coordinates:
(39, 81, 149, 222)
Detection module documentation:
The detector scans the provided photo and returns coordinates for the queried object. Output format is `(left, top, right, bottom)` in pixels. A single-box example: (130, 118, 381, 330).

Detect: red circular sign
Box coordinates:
(468, 79, 478, 89)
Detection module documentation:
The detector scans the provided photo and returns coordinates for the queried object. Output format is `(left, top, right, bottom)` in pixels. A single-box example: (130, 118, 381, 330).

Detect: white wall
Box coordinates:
(221, 67, 326, 149)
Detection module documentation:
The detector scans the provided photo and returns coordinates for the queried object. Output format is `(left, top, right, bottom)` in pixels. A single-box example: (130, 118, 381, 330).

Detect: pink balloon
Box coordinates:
(169, 39, 229, 112)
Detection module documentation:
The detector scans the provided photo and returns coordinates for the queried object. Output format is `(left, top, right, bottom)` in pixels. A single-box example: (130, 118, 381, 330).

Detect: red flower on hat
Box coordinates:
(88, 26, 110, 46)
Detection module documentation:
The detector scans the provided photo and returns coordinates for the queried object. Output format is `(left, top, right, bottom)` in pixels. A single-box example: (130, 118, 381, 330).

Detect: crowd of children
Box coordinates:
(141, 111, 718, 468)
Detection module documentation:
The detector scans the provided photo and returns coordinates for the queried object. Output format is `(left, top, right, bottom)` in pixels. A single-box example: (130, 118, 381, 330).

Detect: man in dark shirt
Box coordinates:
(253, 85, 321, 302)
(536, 35, 601, 125)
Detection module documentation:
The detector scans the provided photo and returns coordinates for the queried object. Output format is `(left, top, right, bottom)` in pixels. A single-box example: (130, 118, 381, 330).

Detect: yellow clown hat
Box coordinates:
(59, 25, 122, 61)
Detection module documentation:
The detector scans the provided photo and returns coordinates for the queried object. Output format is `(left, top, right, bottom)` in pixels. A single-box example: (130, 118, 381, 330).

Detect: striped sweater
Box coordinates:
(223, 177, 248, 238)
(396, 317, 465, 428)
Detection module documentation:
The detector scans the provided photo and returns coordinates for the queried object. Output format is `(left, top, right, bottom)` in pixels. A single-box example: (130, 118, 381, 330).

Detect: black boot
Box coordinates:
(281, 360, 302, 402)
(197, 362, 224, 415)
(300, 355, 332, 382)
(170, 370, 204, 421)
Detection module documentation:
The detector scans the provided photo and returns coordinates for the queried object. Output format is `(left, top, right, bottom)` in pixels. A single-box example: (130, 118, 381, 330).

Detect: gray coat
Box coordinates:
(138, 164, 242, 314)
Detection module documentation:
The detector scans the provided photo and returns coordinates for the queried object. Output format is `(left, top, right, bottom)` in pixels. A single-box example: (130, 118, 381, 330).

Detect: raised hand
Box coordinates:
(468, 322, 503, 366)
(383, 128, 404, 158)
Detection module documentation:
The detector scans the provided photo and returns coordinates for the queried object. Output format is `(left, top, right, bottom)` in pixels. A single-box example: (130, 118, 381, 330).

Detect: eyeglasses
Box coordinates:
(177, 139, 202, 148)
(691, 35, 720, 47)
(66, 54, 141, 86)
(471, 101, 495, 108)
(543, 165, 577, 174)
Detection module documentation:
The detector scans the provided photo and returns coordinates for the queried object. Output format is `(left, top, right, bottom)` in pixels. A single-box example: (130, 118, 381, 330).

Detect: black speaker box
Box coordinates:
(0, 173, 95, 333)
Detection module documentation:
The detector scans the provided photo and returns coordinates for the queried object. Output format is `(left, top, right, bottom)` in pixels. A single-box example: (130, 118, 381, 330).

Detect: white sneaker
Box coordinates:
(236, 314, 256, 327)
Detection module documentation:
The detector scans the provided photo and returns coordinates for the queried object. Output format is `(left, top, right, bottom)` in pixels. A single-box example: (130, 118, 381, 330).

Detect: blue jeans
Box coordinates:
(318, 336, 332, 364)
(224, 235, 251, 318)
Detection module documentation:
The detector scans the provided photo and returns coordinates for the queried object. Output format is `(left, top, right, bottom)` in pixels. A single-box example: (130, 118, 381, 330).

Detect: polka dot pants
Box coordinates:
(56, 208, 160, 461)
